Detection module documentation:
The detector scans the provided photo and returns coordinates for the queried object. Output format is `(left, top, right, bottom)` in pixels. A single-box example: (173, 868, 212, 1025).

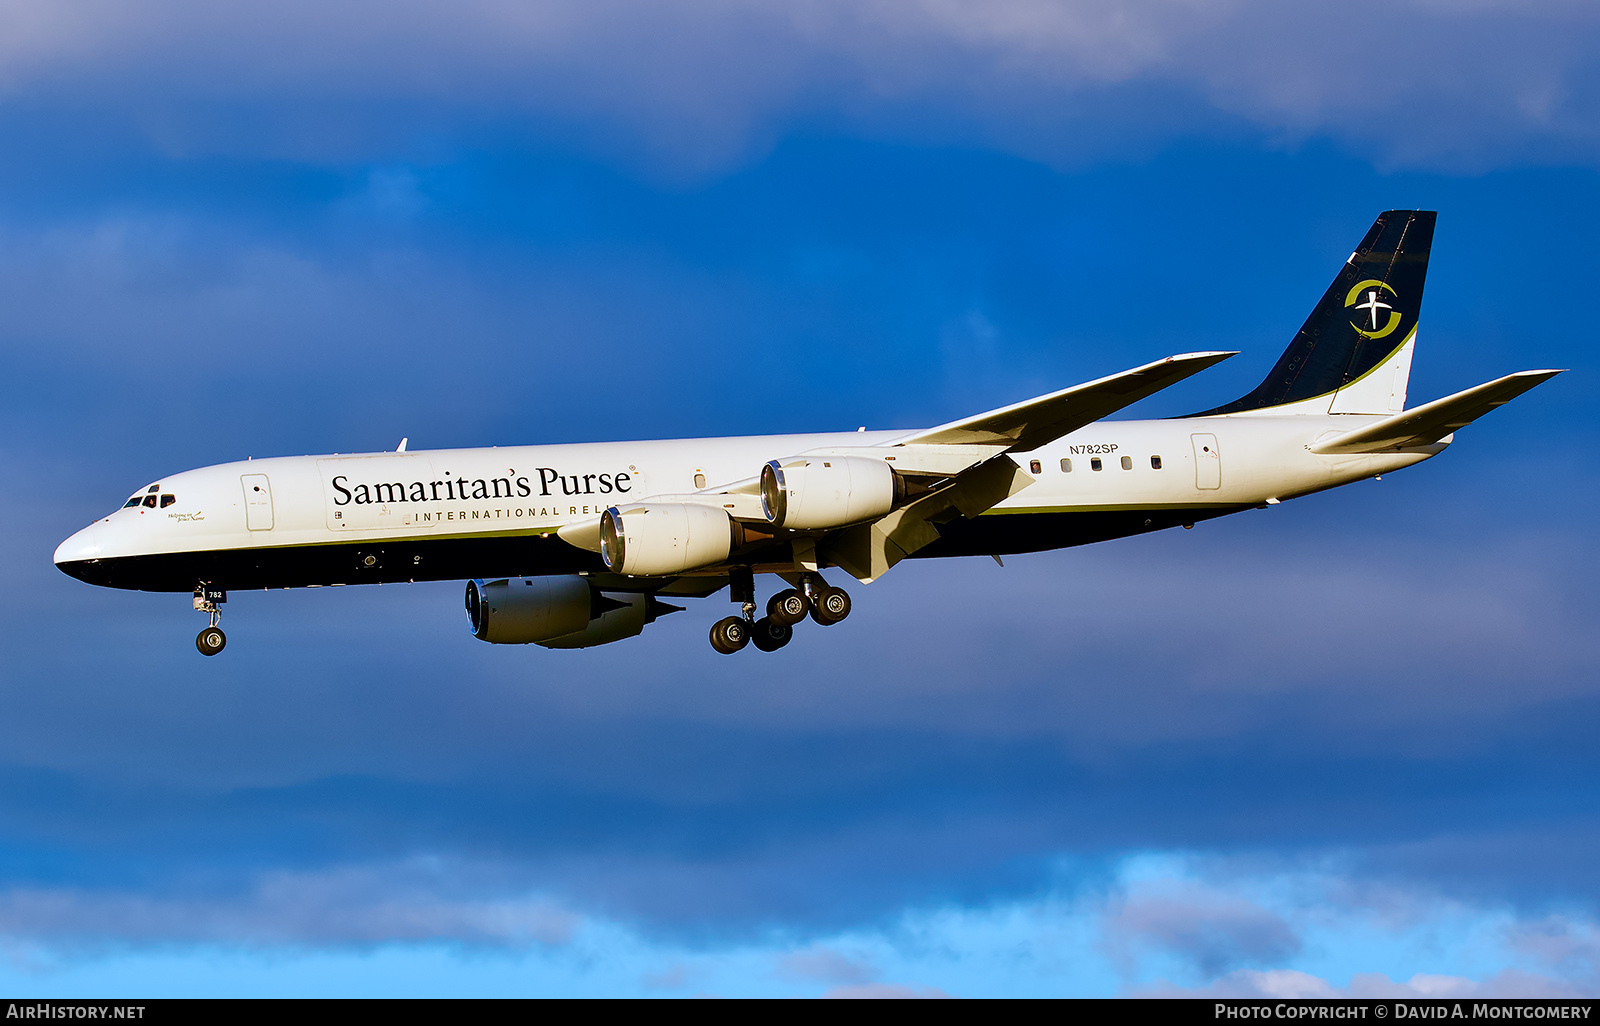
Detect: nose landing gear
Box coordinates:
(194, 584, 227, 656)
(196, 625, 226, 656)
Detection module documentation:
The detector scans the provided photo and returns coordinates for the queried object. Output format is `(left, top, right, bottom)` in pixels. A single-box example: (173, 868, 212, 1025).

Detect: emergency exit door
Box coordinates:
(1191, 434, 1221, 490)
(241, 474, 274, 531)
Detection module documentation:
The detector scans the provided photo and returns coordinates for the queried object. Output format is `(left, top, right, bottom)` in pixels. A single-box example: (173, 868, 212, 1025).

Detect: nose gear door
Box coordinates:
(1190, 434, 1221, 490)
(241, 474, 274, 530)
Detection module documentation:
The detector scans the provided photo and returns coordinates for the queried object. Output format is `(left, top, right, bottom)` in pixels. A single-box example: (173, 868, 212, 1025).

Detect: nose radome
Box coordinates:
(54, 523, 103, 566)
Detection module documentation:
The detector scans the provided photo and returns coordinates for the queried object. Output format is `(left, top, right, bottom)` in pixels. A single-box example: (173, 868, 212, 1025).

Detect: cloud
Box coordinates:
(1102, 884, 1301, 978)
(640, 962, 699, 991)
(0, 848, 1597, 997)
(0, 1, 1596, 172)
(777, 946, 878, 985)
(818, 982, 950, 998)
(0, 862, 578, 953)
(1507, 916, 1600, 989)
(1144, 968, 1590, 999)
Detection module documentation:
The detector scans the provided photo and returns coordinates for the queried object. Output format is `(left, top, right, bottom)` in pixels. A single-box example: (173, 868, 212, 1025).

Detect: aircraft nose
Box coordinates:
(54, 522, 103, 569)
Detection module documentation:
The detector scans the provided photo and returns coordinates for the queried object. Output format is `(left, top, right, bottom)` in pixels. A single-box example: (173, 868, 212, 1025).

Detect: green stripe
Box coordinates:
(980, 503, 1242, 516)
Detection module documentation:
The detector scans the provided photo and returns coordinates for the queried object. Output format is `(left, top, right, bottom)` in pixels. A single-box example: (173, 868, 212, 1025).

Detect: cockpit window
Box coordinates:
(142, 495, 158, 508)
(160, 494, 176, 508)
(147, 485, 160, 493)
(123, 497, 142, 508)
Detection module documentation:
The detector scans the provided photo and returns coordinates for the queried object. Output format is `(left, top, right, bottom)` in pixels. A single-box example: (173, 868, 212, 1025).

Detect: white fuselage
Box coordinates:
(54, 413, 1439, 592)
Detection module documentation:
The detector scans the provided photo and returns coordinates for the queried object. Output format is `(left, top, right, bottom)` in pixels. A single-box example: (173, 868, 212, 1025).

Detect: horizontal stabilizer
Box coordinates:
(1309, 370, 1563, 454)
(899, 351, 1236, 452)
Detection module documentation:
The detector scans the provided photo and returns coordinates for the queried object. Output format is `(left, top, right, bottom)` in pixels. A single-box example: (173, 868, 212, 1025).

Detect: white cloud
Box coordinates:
(0, 1, 1596, 171)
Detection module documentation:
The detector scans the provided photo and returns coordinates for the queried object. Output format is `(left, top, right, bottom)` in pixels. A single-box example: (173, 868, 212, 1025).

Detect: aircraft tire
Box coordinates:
(749, 617, 792, 652)
(196, 626, 227, 656)
(809, 587, 851, 626)
(710, 616, 750, 654)
(766, 589, 808, 626)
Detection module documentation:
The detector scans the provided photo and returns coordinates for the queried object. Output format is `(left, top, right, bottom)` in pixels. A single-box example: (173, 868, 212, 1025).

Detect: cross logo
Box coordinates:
(1353, 289, 1392, 330)
(1343, 279, 1402, 340)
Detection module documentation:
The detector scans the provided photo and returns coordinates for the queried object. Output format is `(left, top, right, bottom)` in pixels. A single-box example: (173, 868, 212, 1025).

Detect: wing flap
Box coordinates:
(1309, 370, 1563, 455)
(898, 351, 1236, 452)
(820, 455, 1033, 582)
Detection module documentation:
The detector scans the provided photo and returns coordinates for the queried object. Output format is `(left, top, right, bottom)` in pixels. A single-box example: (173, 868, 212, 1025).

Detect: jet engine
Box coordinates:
(599, 503, 733, 576)
(760, 455, 898, 530)
(465, 576, 680, 648)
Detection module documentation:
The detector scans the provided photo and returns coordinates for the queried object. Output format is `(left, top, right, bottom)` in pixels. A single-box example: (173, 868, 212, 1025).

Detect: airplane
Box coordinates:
(54, 210, 1561, 656)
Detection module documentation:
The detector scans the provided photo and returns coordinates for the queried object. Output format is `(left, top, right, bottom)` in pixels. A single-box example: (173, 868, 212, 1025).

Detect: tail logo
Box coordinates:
(1345, 279, 1402, 340)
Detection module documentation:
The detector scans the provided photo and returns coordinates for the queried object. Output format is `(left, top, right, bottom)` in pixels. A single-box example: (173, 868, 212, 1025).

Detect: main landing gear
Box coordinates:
(709, 572, 850, 654)
(194, 584, 227, 656)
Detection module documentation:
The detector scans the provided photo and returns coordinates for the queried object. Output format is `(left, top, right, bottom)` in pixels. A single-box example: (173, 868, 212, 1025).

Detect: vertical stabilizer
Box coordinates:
(1190, 210, 1435, 416)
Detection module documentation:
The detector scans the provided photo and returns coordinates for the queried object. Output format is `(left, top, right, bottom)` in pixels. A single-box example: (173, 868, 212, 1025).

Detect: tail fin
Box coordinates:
(1190, 210, 1435, 416)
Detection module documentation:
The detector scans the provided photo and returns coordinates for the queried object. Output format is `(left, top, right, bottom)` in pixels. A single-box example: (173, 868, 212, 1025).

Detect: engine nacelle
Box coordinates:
(466, 576, 593, 644)
(600, 503, 732, 576)
(760, 455, 897, 530)
(539, 592, 662, 649)
(466, 577, 679, 648)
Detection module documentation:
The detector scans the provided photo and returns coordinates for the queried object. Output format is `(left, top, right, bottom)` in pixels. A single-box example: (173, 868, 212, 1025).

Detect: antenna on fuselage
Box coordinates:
(396, 437, 408, 452)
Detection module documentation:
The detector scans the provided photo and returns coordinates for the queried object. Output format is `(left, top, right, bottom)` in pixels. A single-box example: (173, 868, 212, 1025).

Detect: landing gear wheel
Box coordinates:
(809, 586, 851, 626)
(196, 626, 227, 656)
(749, 616, 793, 652)
(766, 589, 808, 626)
(710, 616, 751, 654)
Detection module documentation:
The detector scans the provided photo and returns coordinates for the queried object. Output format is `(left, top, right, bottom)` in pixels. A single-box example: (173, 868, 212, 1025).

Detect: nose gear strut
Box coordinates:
(194, 584, 227, 656)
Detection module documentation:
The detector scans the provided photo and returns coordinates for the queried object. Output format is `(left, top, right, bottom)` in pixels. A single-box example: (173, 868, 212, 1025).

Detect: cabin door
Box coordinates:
(1190, 434, 1221, 490)
(242, 474, 274, 530)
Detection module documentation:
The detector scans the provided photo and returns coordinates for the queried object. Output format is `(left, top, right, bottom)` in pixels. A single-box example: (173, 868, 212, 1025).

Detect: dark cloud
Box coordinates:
(0, 863, 576, 951)
(1103, 889, 1300, 978)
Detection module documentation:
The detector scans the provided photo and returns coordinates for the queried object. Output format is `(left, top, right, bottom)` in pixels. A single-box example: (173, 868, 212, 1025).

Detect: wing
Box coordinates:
(896, 351, 1237, 451)
(563, 352, 1238, 579)
(1309, 370, 1562, 455)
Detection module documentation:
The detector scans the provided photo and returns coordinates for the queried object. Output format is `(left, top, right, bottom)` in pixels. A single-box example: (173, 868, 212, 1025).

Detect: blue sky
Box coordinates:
(2, 0, 1599, 997)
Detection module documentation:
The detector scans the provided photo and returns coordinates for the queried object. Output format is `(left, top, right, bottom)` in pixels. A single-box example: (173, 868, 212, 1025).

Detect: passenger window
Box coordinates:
(142, 495, 157, 508)
(123, 497, 142, 508)
(1151, 455, 1162, 470)
(160, 494, 176, 508)
(1120, 455, 1133, 471)
(693, 472, 706, 490)
(1090, 458, 1103, 472)
(1029, 460, 1041, 474)
(1060, 459, 1072, 473)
